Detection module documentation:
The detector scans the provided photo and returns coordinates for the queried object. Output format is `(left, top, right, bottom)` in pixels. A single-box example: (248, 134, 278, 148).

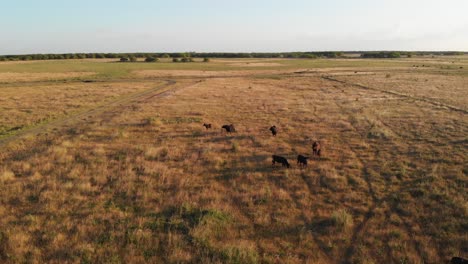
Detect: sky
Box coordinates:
(1, 0, 467, 55)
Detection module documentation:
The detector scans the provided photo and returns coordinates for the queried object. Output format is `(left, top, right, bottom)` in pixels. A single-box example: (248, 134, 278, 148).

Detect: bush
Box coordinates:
(120, 57, 129, 62)
(203, 57, 210, 62)
(129, 56, 137, 62)
(172, 58, 180, 63)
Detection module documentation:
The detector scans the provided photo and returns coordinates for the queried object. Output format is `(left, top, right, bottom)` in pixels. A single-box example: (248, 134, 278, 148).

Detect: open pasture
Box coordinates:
(0, 57, 466, 263)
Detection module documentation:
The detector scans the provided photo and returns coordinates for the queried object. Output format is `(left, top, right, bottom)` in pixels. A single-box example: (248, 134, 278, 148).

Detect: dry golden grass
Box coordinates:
(0, 72, 95, 82)
(134, 69, 290, 78)
(0, 81, 161, 137)
(0, 58, 466, 263)
(338, 72, 468, 110)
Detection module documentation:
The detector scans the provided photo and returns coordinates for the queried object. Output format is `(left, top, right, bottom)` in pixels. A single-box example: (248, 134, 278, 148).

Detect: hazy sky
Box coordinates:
(1, 0, 467, 54)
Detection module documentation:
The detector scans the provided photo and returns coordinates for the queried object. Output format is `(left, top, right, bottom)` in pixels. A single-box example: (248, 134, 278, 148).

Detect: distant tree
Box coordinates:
(299, 54, 317, 59)
(361, 51, 401, 59)
(172, 58, 180, 62)
(129, 56, 137, 62)
(120, 57, 129, 62)
(181, 57, 189, 62)
(95, 53, 105, 59)
(162, 54, 170, 58)
(388, 52, 401, 58)
(145, 57, 159, 62)
(203, 57, 210, 62)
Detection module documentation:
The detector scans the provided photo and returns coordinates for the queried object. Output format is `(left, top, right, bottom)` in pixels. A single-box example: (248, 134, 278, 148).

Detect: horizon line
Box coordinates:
(1, 50, 468, 57)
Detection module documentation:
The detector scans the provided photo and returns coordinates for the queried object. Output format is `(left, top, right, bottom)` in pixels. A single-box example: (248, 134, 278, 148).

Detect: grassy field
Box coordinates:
(0, 57, 466, 263)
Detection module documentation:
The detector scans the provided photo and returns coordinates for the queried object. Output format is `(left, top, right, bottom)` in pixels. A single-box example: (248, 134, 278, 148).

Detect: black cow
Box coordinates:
(203, 123, 212, 129)
(297, 155, 309, 167)
(312, 141, 321, 157)
(269, 125, 277, 136)
(272, 155, 290, 168)
(222, 124, 236, 133)
(451, 257, 468, 264)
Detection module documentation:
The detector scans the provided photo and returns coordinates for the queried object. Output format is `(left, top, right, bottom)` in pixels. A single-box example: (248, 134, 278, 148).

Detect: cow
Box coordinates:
(269, 125, 277, 136)
(272, 155, 290, 168)
(222, 124, 236, 133)
(451, 257, 468, 264)
(312, 141, 321, 157)
(297, 155, 309, 167)
(203, 123, 212, 129)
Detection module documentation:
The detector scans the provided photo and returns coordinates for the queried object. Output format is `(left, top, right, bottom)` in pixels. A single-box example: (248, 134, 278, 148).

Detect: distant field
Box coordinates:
(0, 57, 466, 263)
(1, 56, 466, 81)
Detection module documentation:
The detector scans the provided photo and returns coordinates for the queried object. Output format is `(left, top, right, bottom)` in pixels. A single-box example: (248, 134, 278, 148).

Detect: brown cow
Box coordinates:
(203, 123, 212, 129)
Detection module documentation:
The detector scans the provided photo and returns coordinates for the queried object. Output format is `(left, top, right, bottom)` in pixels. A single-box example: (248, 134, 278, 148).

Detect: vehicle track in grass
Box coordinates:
(322, 75, 468, 114)
(321, 77, 437, 263)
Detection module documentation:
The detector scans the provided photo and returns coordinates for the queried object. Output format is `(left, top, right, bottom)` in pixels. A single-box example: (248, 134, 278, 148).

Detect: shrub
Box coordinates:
(120, 57, 129, 62)
(203, 57, 210, 62)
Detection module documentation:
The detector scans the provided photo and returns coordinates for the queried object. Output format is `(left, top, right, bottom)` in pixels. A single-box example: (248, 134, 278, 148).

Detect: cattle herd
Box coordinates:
(202, 122, 467, 262)
(203, 123, 321, 169)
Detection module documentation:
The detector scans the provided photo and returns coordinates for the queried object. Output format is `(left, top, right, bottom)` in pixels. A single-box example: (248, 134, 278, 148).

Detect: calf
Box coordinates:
(222, 124, 236, 133)
(272, 155, 290, 168)
(269, 125, 277, 136)
(312, 141, 321, 157)
(297, 155, 309, 167)
(203, 123, 212, 129)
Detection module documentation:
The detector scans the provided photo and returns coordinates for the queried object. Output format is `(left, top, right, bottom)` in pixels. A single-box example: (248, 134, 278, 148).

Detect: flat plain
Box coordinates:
(0, 56, 467, 263)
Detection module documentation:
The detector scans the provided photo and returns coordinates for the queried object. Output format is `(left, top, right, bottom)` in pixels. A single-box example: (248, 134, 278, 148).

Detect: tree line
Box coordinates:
(0, 51, 465, 61)
(0, 52, 344, 61)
